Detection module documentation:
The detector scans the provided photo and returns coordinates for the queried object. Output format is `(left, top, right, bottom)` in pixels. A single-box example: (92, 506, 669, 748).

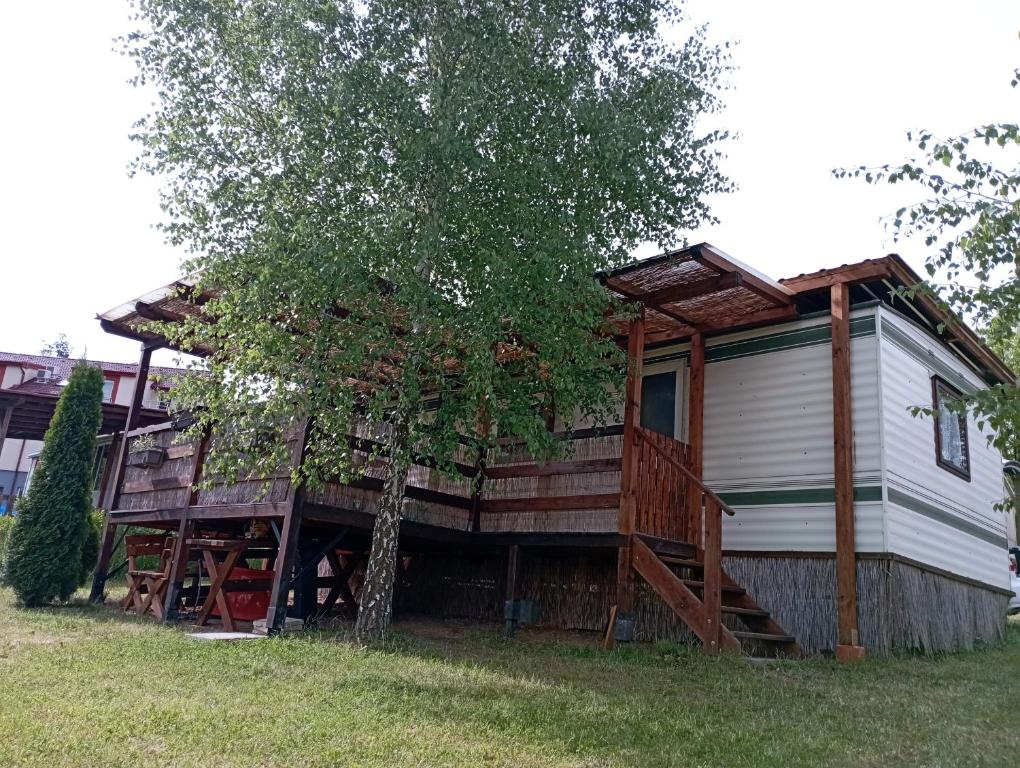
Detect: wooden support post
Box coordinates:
(90, 342, 158, 603)
(162, 515, 193, 621)
(266, 417, 314, 634)
(292, 539, 322, 621)
(96, 434, 121, 511)
(88, 518, 118, 603)
(831, 283, 863, 658)
(688, 332, 705, 547)
(109, 343, 158, 512)
(266, 505, 302, 635)
(702, 496, 722, 654)
(187, 428, 211, 507)
(504, 544, 522, 637)
(616, 310, 645, 618)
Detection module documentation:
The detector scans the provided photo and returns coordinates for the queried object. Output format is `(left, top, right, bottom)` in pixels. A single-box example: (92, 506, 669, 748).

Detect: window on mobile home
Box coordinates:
(932, 376, 970, 481)
(641, 371, 676, 438)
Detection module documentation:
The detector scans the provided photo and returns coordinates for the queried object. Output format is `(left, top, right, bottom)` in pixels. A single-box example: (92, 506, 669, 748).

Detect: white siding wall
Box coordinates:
(643, 307, 883, 553)
(877, 307, 1009, 588)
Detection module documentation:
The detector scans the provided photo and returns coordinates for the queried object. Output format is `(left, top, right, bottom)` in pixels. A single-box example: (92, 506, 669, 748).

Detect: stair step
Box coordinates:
(732, 630, 797, 644)
(634, 534, 697, 560)
(682, 579, 745, 596)
(658, 556, 703, 569)
(722, 606, 770, 618)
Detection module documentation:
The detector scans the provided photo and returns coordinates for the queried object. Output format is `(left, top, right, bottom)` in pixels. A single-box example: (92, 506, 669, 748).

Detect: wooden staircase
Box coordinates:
(632, 534, 800, 657)
(619, 425, 801, 658)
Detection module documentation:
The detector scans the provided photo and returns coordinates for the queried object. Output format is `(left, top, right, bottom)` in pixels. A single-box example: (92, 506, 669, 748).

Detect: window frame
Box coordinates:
(931, 375, 971, 482)
(640, 356, 688, 442)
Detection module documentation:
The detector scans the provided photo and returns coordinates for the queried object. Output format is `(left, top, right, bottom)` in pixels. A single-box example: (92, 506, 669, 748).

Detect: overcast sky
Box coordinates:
(0, 1, 1017, 365)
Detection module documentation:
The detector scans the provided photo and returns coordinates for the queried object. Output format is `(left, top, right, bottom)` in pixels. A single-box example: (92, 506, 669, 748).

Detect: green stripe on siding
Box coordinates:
(645, 316, 876, 366)
(887, 488, 1005, 547)
(719, 485, 882, 506)
(705, 316, 875, 363)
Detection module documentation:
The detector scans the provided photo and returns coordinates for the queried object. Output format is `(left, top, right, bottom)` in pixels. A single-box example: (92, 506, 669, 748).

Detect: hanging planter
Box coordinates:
(171, 411, 197, 431)
(126, 435, 166, 469)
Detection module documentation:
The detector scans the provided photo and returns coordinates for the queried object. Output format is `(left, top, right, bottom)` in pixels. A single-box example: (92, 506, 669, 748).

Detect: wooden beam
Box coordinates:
(134, 301, 187, 324)
(107, 501, 290, 525)
(480, 493, 619, 514)
(608, 280, 698, 327)
(635, 272, 742, 308)
(688, 333, 705, 546)
(504, 544, 522, 637)
(694, 305, 798, 334)
(347, 476, 473, 510)
(617, 311, 645, 615)
(96, 434, 121, 511)
(780, 260, 892, 293)
(161, 515, 193, 621)
(642, 305, 799, 346)
(884, 258, 1015, 385)
(0, 405, 13, 461)
(701, 497, 722, 654)
(109, 343, 155, 511)
(619, 311, 645, 538)
(266, 417, 314, 634)
(693, 244, 795, 306)
(483, 457, 621, 479)
(88, 518, 118, 603)
(830, 283, 862, 655)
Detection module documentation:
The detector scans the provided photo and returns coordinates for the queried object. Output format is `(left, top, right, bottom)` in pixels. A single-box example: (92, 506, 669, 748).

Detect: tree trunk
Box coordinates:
(354, 414, 412, 642)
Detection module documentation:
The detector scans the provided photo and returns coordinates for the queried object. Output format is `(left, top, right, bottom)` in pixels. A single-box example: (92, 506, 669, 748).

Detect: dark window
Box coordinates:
(932, 376, 970, 481)
(641, 371, 676, 438)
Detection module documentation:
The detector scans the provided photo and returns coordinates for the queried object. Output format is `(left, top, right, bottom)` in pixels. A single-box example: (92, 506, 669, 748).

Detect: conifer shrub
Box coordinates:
(3, 362, 104, 605)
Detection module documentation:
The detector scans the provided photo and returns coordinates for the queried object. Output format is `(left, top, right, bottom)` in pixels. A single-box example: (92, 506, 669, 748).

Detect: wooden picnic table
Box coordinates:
(188, 537, 273, 631)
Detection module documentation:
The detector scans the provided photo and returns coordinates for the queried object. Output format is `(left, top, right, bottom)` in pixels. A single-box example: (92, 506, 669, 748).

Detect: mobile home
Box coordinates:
(87, 244, 1015, 656)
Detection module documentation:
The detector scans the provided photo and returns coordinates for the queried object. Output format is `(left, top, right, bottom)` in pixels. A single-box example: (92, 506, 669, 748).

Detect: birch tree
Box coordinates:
(127, 0, 731, 640)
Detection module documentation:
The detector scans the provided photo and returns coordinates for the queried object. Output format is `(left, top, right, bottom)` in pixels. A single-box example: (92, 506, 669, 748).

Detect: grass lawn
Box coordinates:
(0, 588, 1017, 768)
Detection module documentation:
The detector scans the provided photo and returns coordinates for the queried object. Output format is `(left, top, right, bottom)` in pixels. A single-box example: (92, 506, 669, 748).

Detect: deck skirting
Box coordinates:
(392, 549, 1010, 655)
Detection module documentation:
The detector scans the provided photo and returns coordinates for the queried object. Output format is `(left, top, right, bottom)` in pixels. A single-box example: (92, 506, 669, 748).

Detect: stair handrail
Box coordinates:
(633, 426, 735, 517)
(634, 425, 727, 652)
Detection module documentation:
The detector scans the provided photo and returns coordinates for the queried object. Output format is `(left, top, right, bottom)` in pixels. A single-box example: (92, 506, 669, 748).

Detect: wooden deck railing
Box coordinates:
(631, 426, 736, 651)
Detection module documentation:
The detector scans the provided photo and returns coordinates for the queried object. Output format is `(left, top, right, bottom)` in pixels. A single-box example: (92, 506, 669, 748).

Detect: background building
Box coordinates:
(0, 351, 183, 514)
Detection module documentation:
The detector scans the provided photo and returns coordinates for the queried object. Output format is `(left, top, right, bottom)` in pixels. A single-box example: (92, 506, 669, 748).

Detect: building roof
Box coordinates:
(95, 244, 1014, 387)
(0, 351, 185, 384)
(97, 278, 215, 356)
(780, 254, 1015, 386)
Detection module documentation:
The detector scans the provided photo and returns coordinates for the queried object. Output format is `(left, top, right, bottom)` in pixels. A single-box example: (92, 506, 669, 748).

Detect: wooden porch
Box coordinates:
(88, 322, 799, 656)
(89, 243, 811, 654)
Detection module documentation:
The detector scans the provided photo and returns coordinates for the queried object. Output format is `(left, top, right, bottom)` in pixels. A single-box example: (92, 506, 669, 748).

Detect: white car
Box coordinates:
(1009, 549, 1020, 616)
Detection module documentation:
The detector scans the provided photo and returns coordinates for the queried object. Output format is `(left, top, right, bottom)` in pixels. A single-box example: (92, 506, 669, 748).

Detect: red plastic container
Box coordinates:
(211, 567, 272, 622)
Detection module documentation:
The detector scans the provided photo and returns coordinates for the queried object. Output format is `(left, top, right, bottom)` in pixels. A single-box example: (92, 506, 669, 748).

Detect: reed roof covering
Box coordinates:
(602, 243, 796, 345)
